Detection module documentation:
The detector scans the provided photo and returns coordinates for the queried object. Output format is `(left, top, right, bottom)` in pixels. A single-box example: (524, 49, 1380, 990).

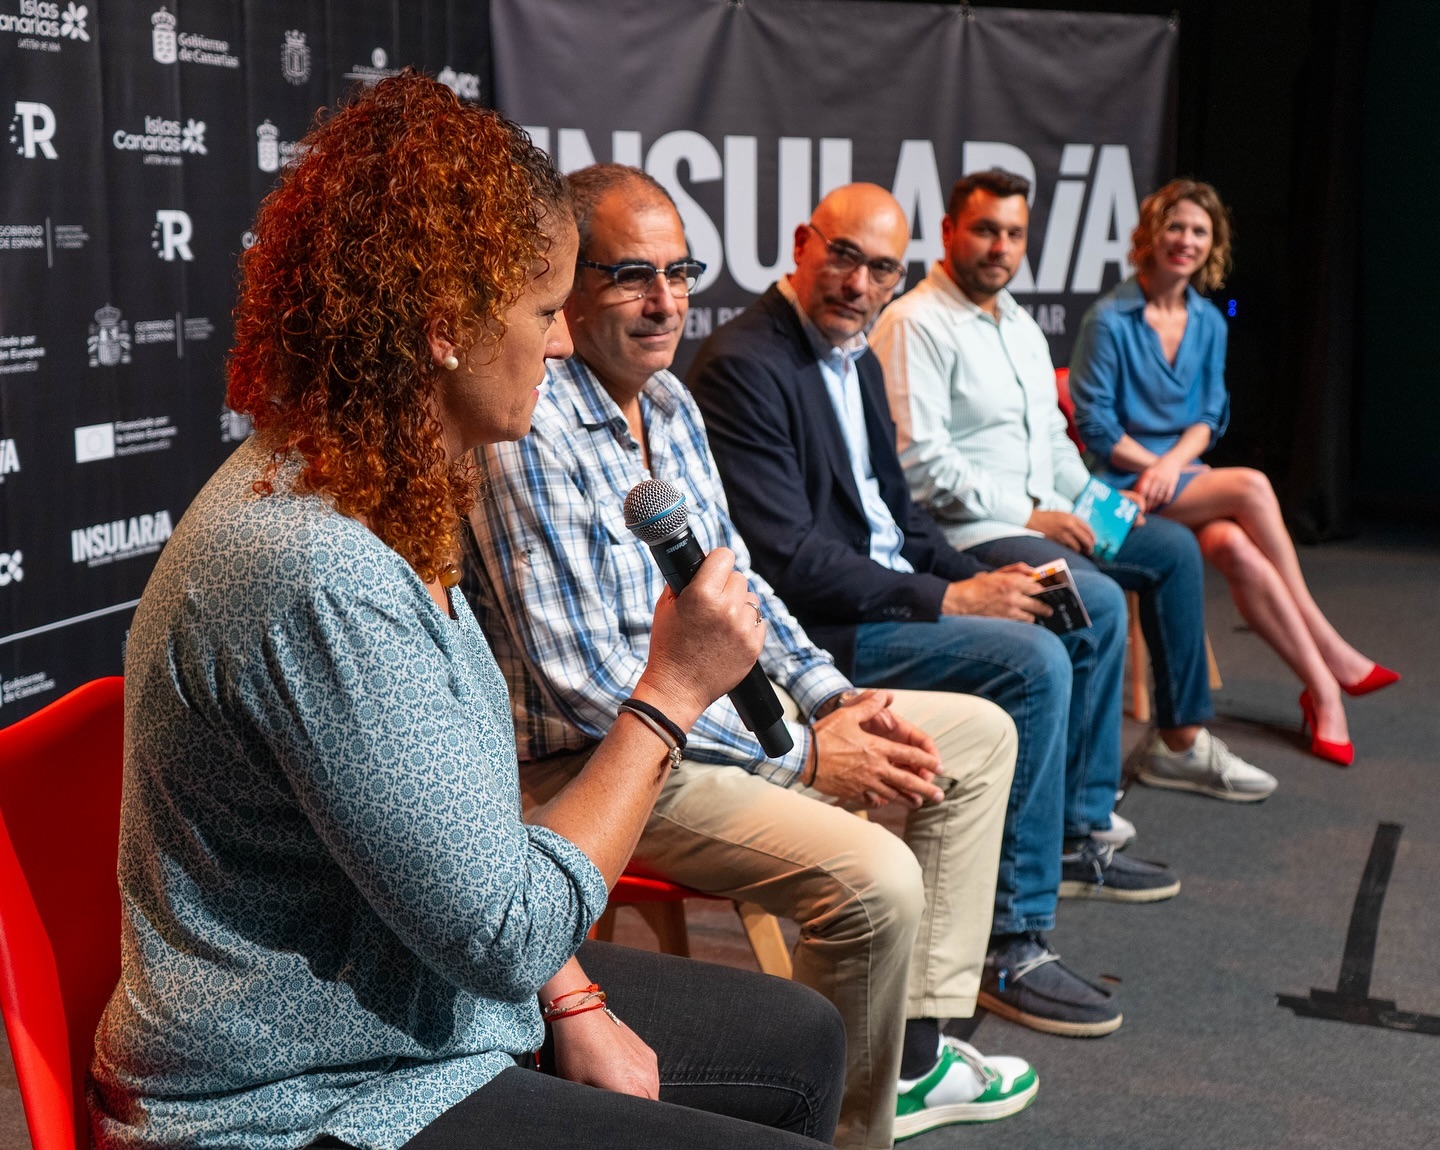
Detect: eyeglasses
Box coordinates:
(806, 224, 905, 290)
(576, 257, 708, 300)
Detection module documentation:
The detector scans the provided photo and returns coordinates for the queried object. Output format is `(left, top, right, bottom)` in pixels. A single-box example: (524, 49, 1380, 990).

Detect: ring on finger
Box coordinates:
(748, 601, 764, 627)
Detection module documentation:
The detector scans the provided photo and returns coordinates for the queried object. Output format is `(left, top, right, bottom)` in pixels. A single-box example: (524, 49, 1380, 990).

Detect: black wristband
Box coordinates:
(618, 697, 687, 752)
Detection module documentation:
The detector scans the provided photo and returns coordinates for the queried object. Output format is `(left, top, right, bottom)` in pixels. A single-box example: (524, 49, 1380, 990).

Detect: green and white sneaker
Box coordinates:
(894, 1035, 1038, 1139)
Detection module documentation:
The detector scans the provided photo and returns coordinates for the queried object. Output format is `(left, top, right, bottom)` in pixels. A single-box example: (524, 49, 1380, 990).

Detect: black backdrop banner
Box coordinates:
(2, 0, 1174, 727)
(0, 1, 489, 724)
(492, 0, 1177, 374)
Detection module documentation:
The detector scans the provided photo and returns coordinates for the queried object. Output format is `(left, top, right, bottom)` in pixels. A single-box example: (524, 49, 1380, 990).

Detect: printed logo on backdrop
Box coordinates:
(112, 116, 206, 167)
(282, 29, 311, 85)
(71, 509, 173, 568)
(256, 121, 304, 174)
(0, 332, 45, 374)
(344, 47, 399, 86)
(128, 313, 213, 356)
(9, 101, 57, 158)
(2, 1, 87, 53)
(1, 220, 90, 266)
(2, 671, 57, 709)
(0, 549, 22, 586)
(0, 438, 19, 482)
(152, 209, 193, 261)
(75, 417, 177, 461)
(524, 127, 1139, 345)
(220, 407, 253, 443)
(438, 66, 481, 102)
(88, 305, 132, 367)
(150, 5, 239, 69)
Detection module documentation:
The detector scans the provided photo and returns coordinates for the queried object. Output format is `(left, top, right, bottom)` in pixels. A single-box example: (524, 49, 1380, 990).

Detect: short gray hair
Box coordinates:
(565, 163, 678, 255)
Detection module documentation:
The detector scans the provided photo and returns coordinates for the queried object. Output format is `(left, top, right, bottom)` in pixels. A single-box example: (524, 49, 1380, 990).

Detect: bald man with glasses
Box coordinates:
(689, 183, 1181, 1053)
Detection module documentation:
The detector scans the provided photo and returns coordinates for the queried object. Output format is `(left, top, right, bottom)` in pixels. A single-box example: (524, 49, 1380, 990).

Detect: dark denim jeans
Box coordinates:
(851, 594, 1122, 935)
(972, 515, 1215, 730)
(391, 943, 845, 1150)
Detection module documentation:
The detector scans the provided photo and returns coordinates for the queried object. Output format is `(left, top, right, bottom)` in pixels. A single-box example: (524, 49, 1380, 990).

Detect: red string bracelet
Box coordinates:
(544, 983, 601, 1011)
(544, 999, 610, 1022)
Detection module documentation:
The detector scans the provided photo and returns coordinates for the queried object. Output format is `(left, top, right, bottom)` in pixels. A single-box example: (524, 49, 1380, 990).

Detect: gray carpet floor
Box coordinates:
(2, 527, 1436, 1149)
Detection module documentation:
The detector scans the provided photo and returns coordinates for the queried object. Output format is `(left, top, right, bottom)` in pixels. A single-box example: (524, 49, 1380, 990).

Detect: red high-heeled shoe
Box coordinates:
(1299, 690, 1354, 766)
(1341, 664, 1400, 697)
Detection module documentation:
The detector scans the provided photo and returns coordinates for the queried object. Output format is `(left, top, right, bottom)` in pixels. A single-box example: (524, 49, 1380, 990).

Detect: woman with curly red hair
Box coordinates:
(1071, 179, 1398, 767)
(89, 73, 843, 1150)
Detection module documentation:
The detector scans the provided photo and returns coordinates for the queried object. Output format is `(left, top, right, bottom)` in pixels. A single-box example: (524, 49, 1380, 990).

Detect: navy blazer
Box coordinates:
(687, 285, 987, 674)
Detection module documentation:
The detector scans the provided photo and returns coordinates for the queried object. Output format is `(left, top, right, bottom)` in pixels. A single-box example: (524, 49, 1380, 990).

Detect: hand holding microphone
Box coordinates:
(625, 479, 795, 758)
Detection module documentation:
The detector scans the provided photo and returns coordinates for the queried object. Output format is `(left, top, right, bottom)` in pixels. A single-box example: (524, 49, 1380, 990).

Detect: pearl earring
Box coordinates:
(442, 354, 459, 371)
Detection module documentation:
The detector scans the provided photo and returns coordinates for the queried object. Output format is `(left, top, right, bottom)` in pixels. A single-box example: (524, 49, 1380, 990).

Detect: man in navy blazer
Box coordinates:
(689, 183, 1180, 1040)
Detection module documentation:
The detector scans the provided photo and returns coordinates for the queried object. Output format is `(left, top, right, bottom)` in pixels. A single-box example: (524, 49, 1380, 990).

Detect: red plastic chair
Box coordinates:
(1053, 367, 1087, 451)
(0, 677, 125, 1150)
(594, 867, 794, 978)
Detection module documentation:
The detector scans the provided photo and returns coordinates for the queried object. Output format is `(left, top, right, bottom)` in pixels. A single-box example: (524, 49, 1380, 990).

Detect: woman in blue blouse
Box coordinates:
(88, 75, 843, 1150)
(1071, 179, 1397, 766)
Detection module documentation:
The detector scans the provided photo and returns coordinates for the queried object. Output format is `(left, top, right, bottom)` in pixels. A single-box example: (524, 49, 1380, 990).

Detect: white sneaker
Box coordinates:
(894, 1035, 1038, 1139)
(1130, 728, 1278, 802)
(1091, 810, 1136, 849)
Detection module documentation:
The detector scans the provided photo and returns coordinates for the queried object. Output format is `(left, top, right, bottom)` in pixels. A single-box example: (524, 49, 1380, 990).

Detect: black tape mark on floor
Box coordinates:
(1277, 821, 1440, 1036)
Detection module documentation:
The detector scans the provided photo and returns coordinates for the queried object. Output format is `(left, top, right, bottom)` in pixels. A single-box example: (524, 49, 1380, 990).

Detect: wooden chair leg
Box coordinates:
(735, 901, 793, 979)
(1126, 591, 1152, 723)
(1205, 632, 1223, 691)
(634, 901, 691, 957)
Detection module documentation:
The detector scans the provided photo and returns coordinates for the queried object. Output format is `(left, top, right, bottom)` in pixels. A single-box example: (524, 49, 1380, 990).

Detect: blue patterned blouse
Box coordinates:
(89, 436, 608, 1150)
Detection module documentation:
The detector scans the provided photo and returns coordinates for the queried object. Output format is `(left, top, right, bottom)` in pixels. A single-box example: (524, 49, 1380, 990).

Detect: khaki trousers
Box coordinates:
(519, 689, 1015, 1150)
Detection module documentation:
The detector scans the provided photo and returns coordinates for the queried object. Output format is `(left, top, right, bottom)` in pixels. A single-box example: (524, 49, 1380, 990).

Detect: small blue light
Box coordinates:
(1227, 299, 1237, 317)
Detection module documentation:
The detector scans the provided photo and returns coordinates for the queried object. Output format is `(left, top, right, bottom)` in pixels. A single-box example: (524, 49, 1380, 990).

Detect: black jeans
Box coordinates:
(393, 942, 844, 1149)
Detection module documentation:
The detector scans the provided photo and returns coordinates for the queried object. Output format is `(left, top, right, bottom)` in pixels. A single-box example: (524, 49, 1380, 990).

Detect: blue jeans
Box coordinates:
(971, 516, 1214, 730)
(851, 603, 1120, 936)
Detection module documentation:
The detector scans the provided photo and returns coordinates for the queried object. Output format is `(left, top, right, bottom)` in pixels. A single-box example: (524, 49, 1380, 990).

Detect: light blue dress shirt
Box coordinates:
(777, 276, 914, 573)
(90, 436, 608, 1150)
(1069, 276, 1231, 489)
(869, 263, 1092, 551)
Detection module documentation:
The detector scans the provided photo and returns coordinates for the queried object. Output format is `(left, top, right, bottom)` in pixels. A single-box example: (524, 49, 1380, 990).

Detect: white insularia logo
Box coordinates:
(0, 549, 22, 586)
(152, 209, 193, 261)
(71, 510, 173, 567)
(9, 101, 56, 159)
(151, 4, 175, 62)
(87, 304, 132, 367)
(0, 437, 19, 480)
(282, 28, 310, 84)
(438, 66, 480, 101)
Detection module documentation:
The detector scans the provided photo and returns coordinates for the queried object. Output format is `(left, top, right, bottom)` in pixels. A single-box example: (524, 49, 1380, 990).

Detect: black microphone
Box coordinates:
(624, 478, 794, 759)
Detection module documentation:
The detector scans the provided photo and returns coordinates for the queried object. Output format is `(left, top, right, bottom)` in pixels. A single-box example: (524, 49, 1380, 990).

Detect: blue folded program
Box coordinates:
(1072, 477, 1138, 562)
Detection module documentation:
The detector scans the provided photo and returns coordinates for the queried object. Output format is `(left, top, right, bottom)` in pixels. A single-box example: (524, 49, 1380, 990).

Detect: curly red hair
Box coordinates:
(227, 72, 568, 582)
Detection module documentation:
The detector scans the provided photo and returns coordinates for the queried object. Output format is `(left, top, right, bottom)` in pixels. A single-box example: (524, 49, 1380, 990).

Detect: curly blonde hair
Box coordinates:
(227, 72, 568, 582)
(1129, 179, 1232, 294)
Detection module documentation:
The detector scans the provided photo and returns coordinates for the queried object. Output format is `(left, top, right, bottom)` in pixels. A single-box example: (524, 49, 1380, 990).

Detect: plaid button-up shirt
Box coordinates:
(467, 356, 852, 786)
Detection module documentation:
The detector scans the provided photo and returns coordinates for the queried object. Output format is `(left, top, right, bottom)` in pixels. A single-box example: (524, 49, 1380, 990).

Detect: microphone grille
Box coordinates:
(624, 478, 690, 544)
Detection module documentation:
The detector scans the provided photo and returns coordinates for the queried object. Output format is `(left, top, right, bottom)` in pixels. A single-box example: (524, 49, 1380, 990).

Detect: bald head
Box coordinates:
(790, 183, 910, 345)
